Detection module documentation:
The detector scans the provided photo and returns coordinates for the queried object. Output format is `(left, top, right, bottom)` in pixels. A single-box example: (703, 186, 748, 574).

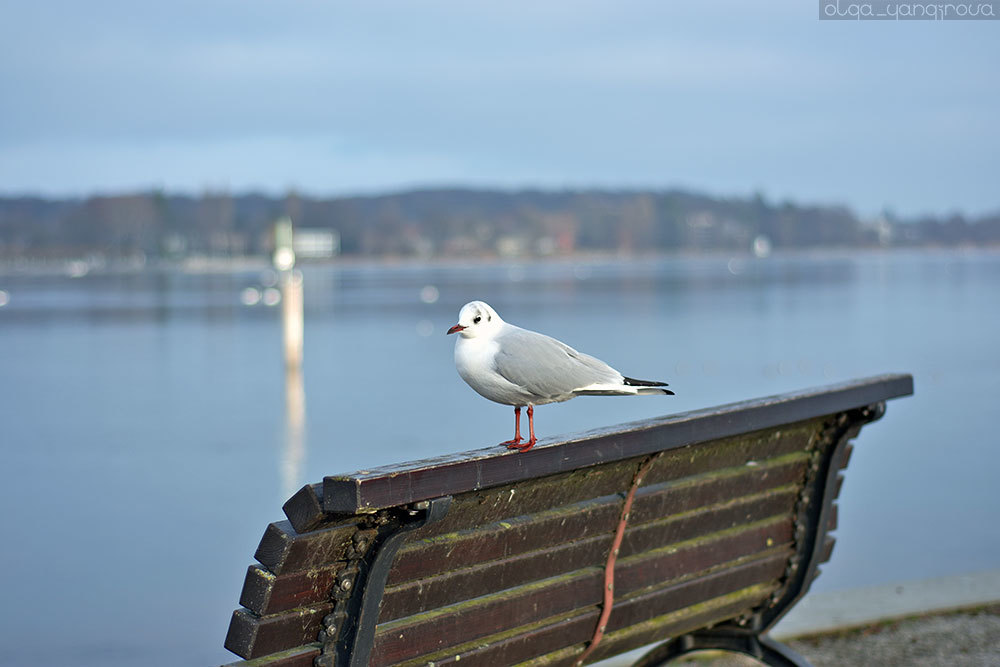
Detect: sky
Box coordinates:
(0, 0, 997, 217)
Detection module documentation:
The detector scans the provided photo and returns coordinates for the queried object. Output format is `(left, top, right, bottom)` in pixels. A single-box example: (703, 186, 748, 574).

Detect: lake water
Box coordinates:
(1, 249, 998, 665)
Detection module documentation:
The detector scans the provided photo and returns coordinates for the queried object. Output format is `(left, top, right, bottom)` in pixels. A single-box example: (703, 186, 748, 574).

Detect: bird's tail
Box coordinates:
(575, 376, 675, 397)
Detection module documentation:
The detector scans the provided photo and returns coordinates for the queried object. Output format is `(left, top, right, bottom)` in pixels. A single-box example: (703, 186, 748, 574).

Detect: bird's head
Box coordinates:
(448, 300, 503, 338)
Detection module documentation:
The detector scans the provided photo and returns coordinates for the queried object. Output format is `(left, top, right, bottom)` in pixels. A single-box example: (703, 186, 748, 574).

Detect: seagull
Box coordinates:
(447, 300, 674, 452)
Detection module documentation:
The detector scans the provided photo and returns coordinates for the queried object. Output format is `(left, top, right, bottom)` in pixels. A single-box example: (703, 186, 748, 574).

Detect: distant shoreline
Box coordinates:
(2, 245, 999, 279)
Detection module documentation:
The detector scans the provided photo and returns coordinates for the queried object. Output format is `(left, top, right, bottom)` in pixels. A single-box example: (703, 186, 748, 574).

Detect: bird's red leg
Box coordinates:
(511, 405, 537, 452)
(501, 406, 523, 448)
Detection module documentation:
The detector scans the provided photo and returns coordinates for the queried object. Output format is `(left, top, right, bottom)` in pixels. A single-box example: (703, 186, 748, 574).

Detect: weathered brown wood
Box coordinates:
(225, 605, 332, 660)
(230, 516, 793, 662)
(568, 562, 787, 666)
(615, 518, 793, 594)
(622, 489, 796, 563)
(826, 502, 839, 532)
(282, 484, 326, 533)
(639, 426, 814, 488)
(253, 519, 362, 575)
(630, 454, 807, 524)
(833, 471, 846, 499)
(239, 566, 276, 617)
(819, 535, 836, 564)
(402, 456, 639, 540)
(607, 558, 783, 633)
(379, 490, 796, 622)
(238, 472, 802, 629)
(240, 563, 344, 616)
(338, 422, 813, 530)
(324, 374, 912, 513)
(371, 519, 792, 663)
(839, 442, 854, 469)
(402, 424, 815, 543)
(386, 557, 785, 667)
(552, 586, 778, 667)
(388, 455, 805, 585)
(232, 450, 803, 659)
(241, 482, 801, 623)
(220, 644, 320, 667)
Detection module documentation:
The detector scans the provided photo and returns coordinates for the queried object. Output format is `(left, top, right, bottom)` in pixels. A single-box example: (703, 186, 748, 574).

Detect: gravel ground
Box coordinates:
(669, 604, 1000, 666)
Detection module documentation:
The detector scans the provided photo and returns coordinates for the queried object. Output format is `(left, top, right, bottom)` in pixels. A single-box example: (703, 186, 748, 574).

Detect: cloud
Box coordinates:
(0, 0, 997, 215)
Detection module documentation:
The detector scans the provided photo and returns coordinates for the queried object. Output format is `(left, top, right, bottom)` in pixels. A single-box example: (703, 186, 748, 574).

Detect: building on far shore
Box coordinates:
(292, 228, 339, 260)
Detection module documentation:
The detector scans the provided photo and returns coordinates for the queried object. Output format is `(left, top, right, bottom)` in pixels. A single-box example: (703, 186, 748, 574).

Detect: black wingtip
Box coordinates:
(623, 376, 670, 388)
(663, 389, 675, 396)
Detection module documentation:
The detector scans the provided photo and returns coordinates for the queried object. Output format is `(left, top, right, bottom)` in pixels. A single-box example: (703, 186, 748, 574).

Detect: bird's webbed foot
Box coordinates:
(506, 437, 537, 452)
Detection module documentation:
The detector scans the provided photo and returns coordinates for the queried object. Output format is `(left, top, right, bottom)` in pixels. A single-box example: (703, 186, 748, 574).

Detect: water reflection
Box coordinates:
(281, 269, 304, 369)
(282, 366, 306, 499)
(280, 269, 306, 497)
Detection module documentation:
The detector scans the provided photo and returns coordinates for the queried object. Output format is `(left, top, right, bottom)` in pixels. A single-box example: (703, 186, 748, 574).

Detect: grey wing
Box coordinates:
(492, 326, 623, 400)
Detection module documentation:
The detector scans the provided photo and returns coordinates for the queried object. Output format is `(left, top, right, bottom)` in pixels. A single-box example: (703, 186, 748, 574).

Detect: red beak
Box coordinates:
(447, 324, 466, 335)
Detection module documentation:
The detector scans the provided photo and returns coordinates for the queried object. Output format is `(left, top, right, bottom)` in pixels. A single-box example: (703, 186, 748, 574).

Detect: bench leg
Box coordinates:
(759, 635, 813, 667)
(632, 630, 811, 667)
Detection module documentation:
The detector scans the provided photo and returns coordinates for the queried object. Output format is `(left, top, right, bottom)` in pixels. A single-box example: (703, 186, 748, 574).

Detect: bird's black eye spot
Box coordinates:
(473, 316, 482, 324)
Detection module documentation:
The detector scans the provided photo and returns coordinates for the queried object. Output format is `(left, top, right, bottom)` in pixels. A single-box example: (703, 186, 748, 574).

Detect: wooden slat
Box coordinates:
(379, 489, 796, 622)
(240, 563, 344, 616)
(221, 643, 320, 667)
(371, 518, 792, 664)
(225, 605, 332, 660)
(324, 374, 912, 512)
(253, 519, 362, 575)
(819, 535, 836, 564)
(839, 442, 854, 470)
(389, 455, 806, 585)
(282, 484, 326, 534)
(826, 502, 839, 532)
(387, 556, 786, 667)
(832, 472, 846, 499)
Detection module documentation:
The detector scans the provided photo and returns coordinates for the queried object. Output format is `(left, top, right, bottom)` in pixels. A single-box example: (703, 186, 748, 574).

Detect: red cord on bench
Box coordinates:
(576, 452, 663, 666)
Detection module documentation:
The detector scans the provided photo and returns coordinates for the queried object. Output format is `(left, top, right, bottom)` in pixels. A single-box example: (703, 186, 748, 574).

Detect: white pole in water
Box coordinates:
(281, 270, 304, 369)
(273, 216, 306, 497)
(273, 217, 304, 371)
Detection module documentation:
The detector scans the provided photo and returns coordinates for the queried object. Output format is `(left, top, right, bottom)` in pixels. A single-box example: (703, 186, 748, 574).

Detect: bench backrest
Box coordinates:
(224, 374, 912, 666)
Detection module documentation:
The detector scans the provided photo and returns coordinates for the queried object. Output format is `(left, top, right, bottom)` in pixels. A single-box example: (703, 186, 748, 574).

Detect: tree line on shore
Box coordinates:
(1, 187, 997, 260)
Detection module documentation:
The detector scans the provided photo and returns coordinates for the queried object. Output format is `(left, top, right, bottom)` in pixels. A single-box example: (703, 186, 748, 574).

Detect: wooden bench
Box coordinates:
(223, 374, 912, 667)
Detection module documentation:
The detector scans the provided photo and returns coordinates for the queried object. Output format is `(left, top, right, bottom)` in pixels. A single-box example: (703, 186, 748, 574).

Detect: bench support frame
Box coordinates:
(633, 618, 811, 667)
(313, 496, 452, 667)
